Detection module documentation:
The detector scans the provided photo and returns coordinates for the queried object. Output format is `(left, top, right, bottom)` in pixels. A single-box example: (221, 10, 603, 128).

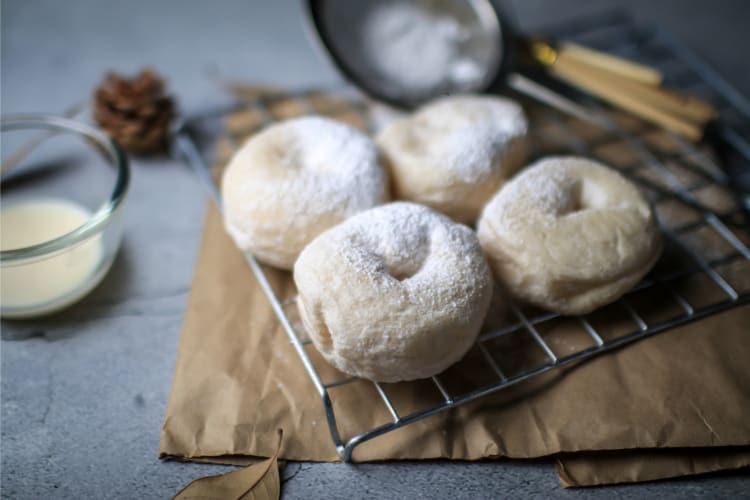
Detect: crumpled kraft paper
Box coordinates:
(160, 204, 750, 484)
(557, 447, 750, 487)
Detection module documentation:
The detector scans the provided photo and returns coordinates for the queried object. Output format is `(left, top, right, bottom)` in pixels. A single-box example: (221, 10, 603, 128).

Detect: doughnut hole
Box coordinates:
(555, 180, 585, 215)
(382, 243, 429, 281)
(385, 260, 422, 281)
(557, 178, 625, 217)
(348, 220, 432, 282)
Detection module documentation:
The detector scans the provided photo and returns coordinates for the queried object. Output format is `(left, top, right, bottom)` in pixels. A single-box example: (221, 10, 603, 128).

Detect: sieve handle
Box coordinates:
(529, 40, 718, 140)
(558, 42, 664, 86)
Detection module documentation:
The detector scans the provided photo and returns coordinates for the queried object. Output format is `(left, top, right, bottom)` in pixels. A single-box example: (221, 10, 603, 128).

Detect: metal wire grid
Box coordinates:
(176, 13, 750, 461)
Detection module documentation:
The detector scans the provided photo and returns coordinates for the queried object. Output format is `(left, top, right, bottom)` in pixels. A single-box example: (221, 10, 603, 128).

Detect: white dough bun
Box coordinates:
(294, 202, 494, 382)
(221, 116, 389, 270)
(377, 95, 528, 223)
(477, 156, 662, 315)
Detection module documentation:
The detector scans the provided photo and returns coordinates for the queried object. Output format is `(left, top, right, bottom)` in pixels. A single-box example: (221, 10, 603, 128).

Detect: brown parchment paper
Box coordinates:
(160, 204, 750, 478)
(557, 447, 750, 487)
(161, 88, 750, 485)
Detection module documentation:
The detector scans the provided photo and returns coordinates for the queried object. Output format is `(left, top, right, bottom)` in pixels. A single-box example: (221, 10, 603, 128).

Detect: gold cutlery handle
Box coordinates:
(530, 40, 718, 140)
(559, 41, 663, 85)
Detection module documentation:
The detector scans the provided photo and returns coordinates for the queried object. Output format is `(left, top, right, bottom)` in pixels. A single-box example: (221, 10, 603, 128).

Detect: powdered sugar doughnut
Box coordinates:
(376, 95, 528, 223)
(477, 157, 662, 315)
(294, 202, 493, 382)
(221, 116, 389, 269)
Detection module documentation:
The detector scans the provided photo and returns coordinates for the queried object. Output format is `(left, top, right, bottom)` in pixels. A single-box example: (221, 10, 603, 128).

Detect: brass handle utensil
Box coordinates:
(528, 39, 718, 140)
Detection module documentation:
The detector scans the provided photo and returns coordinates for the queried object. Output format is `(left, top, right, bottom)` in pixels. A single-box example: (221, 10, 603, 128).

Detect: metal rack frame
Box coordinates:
(175, 11, 750, 461)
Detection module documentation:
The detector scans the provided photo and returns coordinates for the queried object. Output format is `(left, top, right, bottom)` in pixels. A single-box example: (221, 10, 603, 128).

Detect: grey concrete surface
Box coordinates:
(1, 0, 749, 498)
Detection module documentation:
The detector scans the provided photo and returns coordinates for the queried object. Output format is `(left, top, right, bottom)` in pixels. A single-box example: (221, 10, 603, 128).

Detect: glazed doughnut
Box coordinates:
(294, 202, 493, 382)
(376, 95, 528, 223)
(221, 116, 389, 269)
(477, 156, 662, 315)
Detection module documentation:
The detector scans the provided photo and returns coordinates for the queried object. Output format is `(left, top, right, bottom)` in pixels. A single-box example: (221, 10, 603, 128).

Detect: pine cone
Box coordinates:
(93, 68, 176, 155)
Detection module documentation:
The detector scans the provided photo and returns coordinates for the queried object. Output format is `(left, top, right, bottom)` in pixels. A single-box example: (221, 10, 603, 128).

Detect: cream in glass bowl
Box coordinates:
(1, 115, 130, 318)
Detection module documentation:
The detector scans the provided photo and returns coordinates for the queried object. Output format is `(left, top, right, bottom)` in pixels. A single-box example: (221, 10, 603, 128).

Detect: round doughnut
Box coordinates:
(221, 116, 389, 270)
(477, 156, 662, 315)
(376, 95, 528, 223)
(293, 202, 493, 382)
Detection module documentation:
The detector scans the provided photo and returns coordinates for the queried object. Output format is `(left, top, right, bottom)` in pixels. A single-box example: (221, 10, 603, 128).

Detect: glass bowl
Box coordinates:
(1, 115, 130, 318)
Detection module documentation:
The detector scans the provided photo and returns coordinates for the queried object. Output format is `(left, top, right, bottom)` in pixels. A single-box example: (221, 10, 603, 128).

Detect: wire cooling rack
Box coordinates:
(175, 11, 750, 461)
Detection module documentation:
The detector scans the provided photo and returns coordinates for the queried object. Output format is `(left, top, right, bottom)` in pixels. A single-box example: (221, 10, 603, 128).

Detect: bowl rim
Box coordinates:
(0, 114, 130, 262)
(303, 0, 504, 109)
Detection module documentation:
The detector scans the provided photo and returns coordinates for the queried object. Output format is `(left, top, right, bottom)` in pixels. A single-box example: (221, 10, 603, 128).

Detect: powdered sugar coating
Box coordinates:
(477, 156, 662, 315)
(294, 202, 493, 382)
(362, 1, 490, 98)
(377, 95, 528, 223)
(221, 115, 389, 269)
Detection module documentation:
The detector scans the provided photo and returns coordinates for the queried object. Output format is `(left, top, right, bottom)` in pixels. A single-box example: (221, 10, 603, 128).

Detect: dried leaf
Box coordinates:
(173, 430, 283, 500)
